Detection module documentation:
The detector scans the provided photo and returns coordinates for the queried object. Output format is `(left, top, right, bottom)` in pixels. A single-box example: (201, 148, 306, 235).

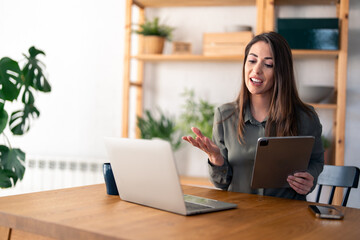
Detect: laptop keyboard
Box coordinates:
(185, 201, 213, 211)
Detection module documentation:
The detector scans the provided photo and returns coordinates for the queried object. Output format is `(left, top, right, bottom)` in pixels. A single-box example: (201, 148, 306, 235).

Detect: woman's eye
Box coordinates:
(265, 64, 273, 68)
(248, 60, 256, 64)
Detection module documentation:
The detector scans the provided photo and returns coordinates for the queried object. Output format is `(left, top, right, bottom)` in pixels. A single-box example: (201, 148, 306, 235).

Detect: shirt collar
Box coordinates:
(244, 103, 267, 126)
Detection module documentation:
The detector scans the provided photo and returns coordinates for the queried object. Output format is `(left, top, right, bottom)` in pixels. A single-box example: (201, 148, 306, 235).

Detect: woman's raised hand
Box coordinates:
(182, 127, 224, 166)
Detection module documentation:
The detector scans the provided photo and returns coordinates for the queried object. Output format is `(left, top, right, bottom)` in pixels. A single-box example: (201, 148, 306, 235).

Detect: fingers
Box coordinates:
(288, 180, 308, 195)
(182, 131, 220, 156)
(182, 135, 207, 152)
(182, 136, 190, 143)
(182, 136, 201, 149)
(294, 172, 314, 181)
(192, 134, 216, 153)
(191, 127, 205, 138)
(182, 127, 206, 148)
(287, 172, 314, 195)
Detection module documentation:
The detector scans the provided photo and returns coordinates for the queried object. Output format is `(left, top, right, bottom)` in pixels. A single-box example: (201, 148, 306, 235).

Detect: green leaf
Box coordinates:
(29, 46, 45, 58)
(9, 104, 40, 135)
(0, 145, 25, 188)
(0, 170, 16, 188)
(0, 144, 9, 152)
(135, 17, 174, 41)
(137, 109, 182, 151)
(0, 57, 22, 101)
(178, 89, 215, 139)
(0, 108, 8, 134)
(22, 46, 51, 92)
(21, 88, 35, 104)
(4, 148, 26, 181)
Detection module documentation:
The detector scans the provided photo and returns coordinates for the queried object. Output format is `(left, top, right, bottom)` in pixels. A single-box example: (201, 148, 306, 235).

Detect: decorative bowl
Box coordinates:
(297, 85, 334, 103)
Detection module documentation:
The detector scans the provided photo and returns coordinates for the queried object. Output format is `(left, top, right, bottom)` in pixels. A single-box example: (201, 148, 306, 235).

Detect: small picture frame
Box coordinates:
(172, 42, 192, 55)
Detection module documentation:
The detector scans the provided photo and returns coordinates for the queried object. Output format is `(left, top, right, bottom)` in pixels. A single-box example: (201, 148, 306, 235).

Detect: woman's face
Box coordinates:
(244, 41, 274, 98)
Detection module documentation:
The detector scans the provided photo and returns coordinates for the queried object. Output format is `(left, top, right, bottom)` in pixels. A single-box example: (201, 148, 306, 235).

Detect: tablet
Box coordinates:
(251, 136, 315, 189)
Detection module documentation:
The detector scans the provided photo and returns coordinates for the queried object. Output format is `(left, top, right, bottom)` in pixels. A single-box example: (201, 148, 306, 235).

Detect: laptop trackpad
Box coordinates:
(184, 195, 216, 208)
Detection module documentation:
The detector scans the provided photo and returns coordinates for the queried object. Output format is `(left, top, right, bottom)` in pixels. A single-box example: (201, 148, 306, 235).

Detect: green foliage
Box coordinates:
(321, 135, 331, 149)
(0, 57, 22, 101)
(137, 109, 182, 151)
(178, 89, 215, 139)
(134, 17, 174, 41)
(0, 146, 25, 188)
(0, 46, 51, 188)
(137, 89, 215, 151)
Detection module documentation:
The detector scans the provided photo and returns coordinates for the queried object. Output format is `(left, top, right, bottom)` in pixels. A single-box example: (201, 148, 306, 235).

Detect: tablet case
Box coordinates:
(251, 136, 315, 189)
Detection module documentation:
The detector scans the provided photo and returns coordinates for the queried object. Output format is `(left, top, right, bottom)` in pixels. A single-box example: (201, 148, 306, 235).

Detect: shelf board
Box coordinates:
(132, 49, 338, 61)
(310, 103, 337, 109)
(132, 54, 244, 61)
(133, 0, 256, 8)
(276, 0, 337, 5)
(292, 49, 339, 58)
(133, 0, 337, 8)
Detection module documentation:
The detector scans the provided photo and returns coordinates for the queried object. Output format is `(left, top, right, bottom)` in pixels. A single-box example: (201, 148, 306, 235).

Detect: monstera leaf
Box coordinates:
(0, 57, 22, 101)
(0, 109, 8, 134)
(0, 169, 18, 188)
(22, 46, 51, 92)
(0, 145, 25, 188)
(9, 104, 40, 135)
(21, 88, 35, 105)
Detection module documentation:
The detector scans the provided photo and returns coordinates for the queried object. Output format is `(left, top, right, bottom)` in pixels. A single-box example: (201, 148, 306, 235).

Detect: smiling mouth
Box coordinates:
(251, 78, 263, 84)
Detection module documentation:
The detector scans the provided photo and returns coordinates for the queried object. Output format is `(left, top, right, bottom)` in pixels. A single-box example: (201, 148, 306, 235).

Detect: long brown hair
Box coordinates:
(236, 32, 313, 143)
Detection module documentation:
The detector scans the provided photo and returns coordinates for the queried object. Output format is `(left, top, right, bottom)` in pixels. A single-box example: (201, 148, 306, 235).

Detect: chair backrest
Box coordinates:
(315, 165, 360, 206)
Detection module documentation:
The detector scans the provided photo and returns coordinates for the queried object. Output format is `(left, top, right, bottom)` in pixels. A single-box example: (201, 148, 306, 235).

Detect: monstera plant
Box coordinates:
(0, 46, 51, 188)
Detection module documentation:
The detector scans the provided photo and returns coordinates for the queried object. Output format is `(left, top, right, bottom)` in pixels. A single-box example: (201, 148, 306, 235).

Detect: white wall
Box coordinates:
(0, 0, 124, 161)
(0, 1, 359, 208)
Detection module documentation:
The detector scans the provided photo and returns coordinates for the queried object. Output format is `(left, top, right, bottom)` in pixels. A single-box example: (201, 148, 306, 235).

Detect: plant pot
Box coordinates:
(143, 36, 165, 54)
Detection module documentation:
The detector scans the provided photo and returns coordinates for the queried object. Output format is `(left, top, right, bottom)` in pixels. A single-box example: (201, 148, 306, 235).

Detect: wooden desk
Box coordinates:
(0, 184, 359, 240)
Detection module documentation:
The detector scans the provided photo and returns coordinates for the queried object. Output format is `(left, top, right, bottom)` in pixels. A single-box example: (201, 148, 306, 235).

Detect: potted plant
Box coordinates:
(137, 109, 182, 151)
(321, 135, 332, 165)
(134, 17, 174, 54)
(0, 46, 51, 188)
(178, 89, 215, 139)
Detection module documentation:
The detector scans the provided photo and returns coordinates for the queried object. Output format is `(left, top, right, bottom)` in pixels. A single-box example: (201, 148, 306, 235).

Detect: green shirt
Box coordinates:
(208, 102, 324, 200)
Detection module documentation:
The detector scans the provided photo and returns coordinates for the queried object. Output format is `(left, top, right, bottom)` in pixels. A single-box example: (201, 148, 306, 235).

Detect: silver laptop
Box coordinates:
(104, 137, 237, 215)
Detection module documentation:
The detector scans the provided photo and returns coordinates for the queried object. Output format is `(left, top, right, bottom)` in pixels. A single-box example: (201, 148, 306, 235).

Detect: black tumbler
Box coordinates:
(103, 163, 119, 195)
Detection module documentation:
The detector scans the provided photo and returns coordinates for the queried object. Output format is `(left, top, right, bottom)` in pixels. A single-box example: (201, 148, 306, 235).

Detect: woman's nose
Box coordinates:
(252, 63, 262, 74)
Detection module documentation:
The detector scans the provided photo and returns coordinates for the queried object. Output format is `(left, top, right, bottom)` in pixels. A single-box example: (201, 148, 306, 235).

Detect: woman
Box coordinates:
(182, 32, 324, 200)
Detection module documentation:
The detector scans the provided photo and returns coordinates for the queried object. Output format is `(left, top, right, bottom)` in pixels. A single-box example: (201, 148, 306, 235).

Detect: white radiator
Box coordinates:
(0, 156, 105, 197)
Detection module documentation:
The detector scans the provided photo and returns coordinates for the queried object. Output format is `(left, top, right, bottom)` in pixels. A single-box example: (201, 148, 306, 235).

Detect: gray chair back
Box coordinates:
(315, 165, 360, 206)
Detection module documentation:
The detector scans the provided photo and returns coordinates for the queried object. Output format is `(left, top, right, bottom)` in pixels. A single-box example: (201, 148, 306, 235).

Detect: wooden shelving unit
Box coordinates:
(122, 0, 349, 170)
